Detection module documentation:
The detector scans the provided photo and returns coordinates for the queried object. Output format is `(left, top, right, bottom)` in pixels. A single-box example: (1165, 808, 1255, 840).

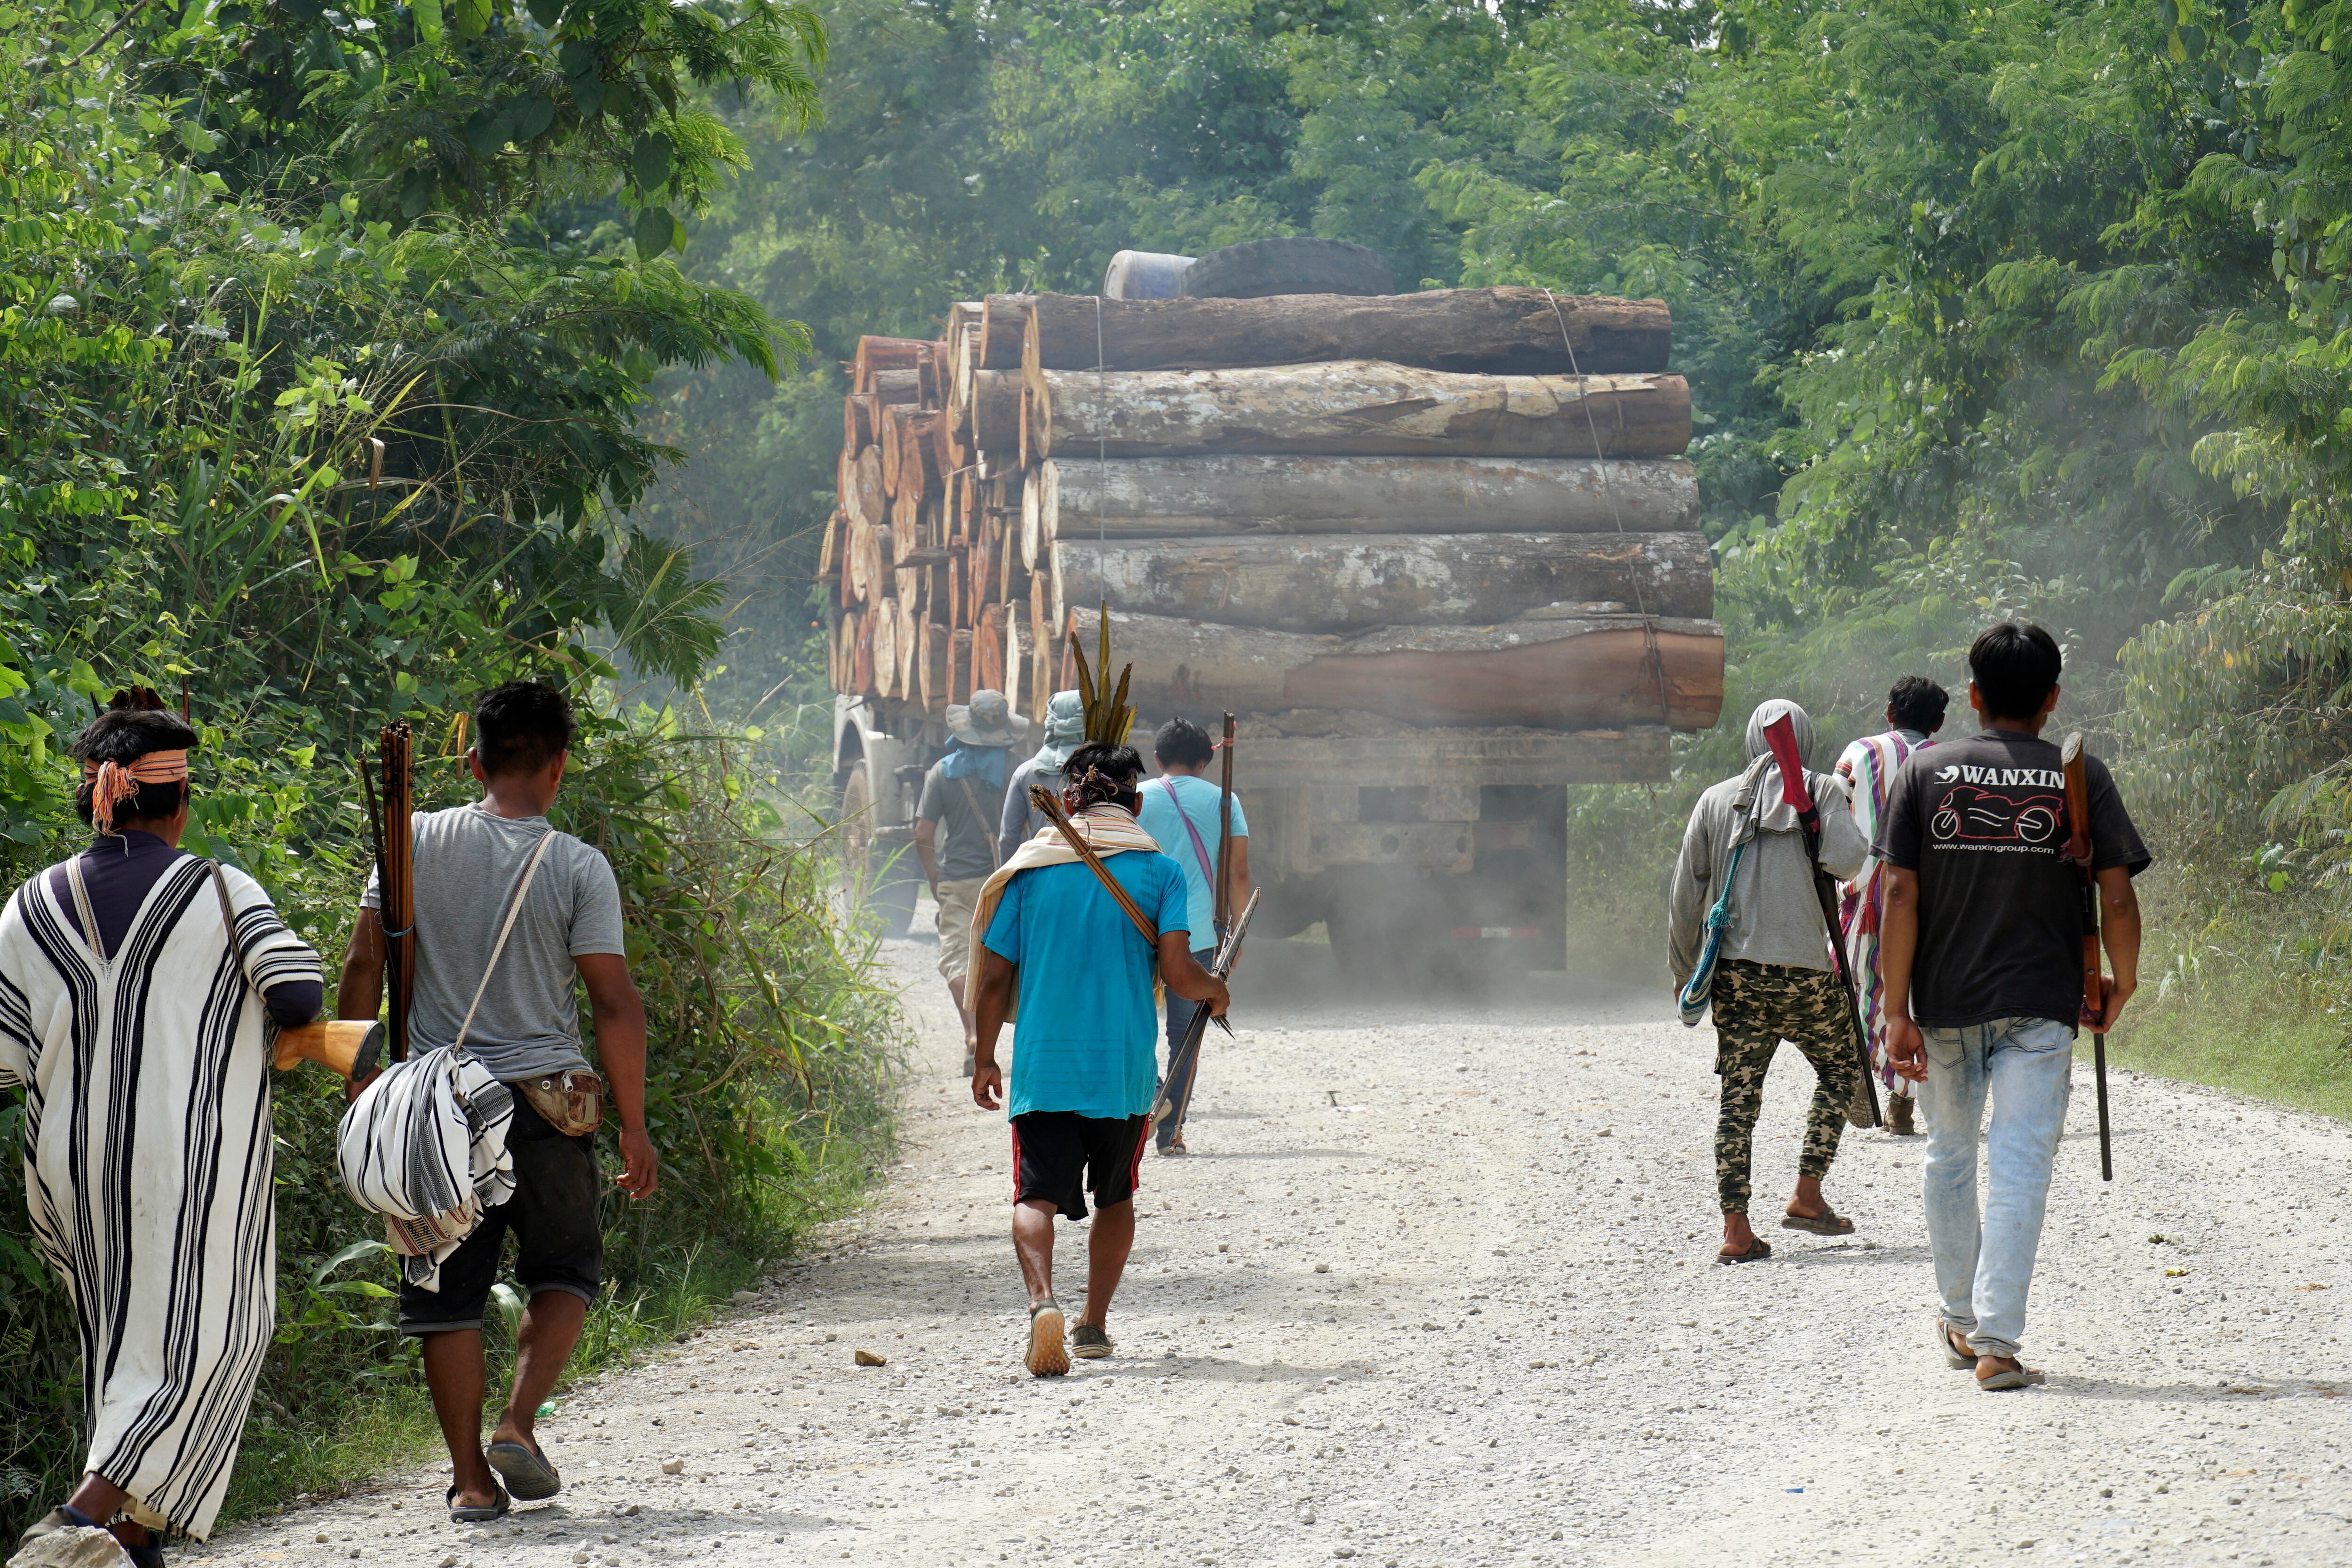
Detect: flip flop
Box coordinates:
(1935, 1319, 1974, 1369)
(446, 1482, 512, 1522)
(486, 1440, 562, 1501)
(1779, 1209, 1856, 1235)
(1975, 1361, 2047, 1392)
(1716, 1236, 1772, 1265)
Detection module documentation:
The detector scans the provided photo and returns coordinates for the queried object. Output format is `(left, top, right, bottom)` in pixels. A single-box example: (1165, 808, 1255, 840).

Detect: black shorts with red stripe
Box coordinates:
(1011, 1111, 1150, 1220)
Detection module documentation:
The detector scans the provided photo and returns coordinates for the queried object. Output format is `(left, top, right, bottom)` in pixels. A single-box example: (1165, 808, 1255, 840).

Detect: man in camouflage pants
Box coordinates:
(1669, 700, 1868, 1264)
(1710, 959, 1858, 1228)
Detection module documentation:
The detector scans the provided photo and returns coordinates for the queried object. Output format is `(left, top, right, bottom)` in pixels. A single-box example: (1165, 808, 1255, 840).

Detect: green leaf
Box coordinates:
(526, 0, 562, 23)
(634, 203, 675, 259)
(510, 94, 555, 142)
(631, 132, 674, 193)
(452, 0, 493, 38)
(413, 0, 443, 42)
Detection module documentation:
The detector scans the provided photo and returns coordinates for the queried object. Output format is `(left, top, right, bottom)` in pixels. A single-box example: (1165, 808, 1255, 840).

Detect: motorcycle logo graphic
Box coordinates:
(1931, 785, 2062, 845)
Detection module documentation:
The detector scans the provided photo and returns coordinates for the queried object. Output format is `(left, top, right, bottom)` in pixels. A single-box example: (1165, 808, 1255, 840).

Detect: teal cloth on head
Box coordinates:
(983, 852, 1191, 1119)
(938, 738, 1009, 788)
(1027, 690, 1085, 772)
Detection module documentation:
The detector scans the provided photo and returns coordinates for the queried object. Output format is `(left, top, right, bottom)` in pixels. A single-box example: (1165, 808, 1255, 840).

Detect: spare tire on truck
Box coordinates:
(1178, 238, 1393, 299)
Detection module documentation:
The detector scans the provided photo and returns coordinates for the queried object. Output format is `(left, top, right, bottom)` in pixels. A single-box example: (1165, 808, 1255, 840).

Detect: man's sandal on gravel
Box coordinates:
(1936, 1321, 1975, 1369)
(1026, 1297, 1071, 1377)
(446, 1483, 511, 1523)
(486, 1438, 562, 1501)
(1071, 1322, 1115, 1360)
(1716, 1237, 1771, 1265)
(1975, 1360, 2046, 1391)
(1779, 1208, 1855, 1235)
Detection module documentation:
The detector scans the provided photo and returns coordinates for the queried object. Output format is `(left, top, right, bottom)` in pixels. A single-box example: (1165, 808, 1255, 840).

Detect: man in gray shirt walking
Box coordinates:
(339, 681, 656, 1521)
(1669, 699, 1868, 1265)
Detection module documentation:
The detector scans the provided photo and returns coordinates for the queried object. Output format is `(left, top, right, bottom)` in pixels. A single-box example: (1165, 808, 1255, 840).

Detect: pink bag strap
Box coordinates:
(1157, 777, 1218, 891)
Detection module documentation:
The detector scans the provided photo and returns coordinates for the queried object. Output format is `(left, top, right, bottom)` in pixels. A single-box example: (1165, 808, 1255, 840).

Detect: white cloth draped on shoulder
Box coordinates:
(0, 855, 320, 1540)
(966, 804, 1165, 1016)
(334, 1050, 516, 1290)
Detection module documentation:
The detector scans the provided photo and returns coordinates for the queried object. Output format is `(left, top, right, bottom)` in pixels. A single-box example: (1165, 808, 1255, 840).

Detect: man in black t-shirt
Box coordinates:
(1875, 623, 2149, 1391)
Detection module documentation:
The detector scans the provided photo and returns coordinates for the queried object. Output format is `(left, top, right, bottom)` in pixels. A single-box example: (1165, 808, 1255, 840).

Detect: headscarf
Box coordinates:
(1027, 690, 1085, 772)
(938, 737, 1009, 789)
(1734, 697, 1816, 838)
(83, 750, 190, 836)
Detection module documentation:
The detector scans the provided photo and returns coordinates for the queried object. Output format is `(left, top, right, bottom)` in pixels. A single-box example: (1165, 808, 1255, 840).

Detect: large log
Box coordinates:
(980, 294, 1034, 370)
(971, 368, 1022, 450)
(1067, 605, 1724, 732)
(1031, 454, 1698, 539)
(1023, 288, 1669, 375)
(855, 336, 927, 390)
(1025, 362, 1690, 462)
(843, 446, 887, 530)
(1056, 532, 1711, 630)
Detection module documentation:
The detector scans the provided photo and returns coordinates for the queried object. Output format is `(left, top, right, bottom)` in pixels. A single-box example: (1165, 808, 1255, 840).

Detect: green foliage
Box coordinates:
(0, 0, 908, 1536)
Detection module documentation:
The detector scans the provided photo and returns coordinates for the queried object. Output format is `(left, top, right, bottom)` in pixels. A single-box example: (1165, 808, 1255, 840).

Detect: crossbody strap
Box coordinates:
(954, 776, 1005, 870)
(453, 830, 558, 1057)
(1157, 777, 1218, 888)
(207, 860, 242, 963)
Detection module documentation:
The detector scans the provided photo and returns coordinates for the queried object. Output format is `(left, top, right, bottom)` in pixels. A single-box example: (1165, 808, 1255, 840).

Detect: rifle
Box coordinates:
(2061, 732, 2114, 1182)
(1152, 887, 1261, 1142)
(1759, 714, 1882, 1129)
(377, 724, 416, 1062)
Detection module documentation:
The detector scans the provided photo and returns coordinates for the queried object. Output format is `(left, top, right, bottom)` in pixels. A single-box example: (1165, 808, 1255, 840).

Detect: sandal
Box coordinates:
(1975, 1359, 2046, 1392)
(486, 1439, 562, 1501)
(1779, 1208, 1855, 1236)
(1935, 1320, 1974, 1369)
(1716, 1236, 1772, 1265)
(446, 1483, 511, 1523)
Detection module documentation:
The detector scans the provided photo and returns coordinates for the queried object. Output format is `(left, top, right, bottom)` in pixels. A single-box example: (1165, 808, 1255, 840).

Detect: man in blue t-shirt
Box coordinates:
(1135, 717, 1252, 1153)
(971, 741, 1230, 1376)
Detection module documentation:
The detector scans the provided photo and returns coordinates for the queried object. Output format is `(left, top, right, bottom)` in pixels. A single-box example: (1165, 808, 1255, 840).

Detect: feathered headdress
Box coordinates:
(1066, 602, 1135, 746)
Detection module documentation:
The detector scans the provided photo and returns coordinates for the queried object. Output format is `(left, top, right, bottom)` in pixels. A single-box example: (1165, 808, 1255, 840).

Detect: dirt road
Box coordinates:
(205, 914, 2352, 1568)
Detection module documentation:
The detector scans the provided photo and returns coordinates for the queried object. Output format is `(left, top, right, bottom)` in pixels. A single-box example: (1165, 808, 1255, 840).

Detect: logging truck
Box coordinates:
(824, 246, 1725, 975)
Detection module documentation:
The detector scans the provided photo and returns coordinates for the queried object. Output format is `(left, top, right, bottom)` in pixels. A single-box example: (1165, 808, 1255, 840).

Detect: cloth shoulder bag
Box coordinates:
(336, 830, 556, 1260)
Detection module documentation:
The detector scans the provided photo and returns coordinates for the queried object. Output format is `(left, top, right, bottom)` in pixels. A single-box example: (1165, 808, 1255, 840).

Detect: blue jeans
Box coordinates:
(1158, 945, 1217, 1146)
(1918, 1016, 2074, 1359)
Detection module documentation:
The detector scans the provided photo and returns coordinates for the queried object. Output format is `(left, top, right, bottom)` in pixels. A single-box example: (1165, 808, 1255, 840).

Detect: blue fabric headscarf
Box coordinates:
(939, 738, 1010, 788)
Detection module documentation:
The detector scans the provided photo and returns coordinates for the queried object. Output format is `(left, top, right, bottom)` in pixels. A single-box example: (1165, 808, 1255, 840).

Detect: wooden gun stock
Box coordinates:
(271, 1019, 387, 1078)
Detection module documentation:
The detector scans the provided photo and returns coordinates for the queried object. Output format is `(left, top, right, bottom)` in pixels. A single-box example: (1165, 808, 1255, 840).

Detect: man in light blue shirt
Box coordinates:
(1135, 717, 1252, 1153)
(971, 741, 1228, 1376)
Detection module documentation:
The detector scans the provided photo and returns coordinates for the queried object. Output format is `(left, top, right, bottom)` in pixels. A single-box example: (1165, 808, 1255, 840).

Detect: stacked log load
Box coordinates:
(825, 287, 1723, 733)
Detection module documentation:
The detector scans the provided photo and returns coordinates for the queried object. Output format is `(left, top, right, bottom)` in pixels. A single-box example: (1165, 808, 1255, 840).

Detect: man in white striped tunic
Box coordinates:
(0, 697, 321, 1562)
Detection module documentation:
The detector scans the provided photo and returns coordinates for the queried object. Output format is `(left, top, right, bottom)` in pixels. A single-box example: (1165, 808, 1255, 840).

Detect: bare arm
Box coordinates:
(2092, 866, 2140, 1030)
(1158, 930, 1230, 1009)
(1224, 838, 1252, 926)
(1880, 867, 1925, 1082)
(338, 907, 386, 1021)
(914, 816, 940, 891)
(971, 950, 1017, 1109)
(577, 952, 659, 1199)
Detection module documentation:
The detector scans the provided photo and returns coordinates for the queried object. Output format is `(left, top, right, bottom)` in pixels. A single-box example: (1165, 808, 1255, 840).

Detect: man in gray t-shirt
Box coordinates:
(361, 805, 625, 1080)
(915, 691, 1026, 1069)
(338, 681, 655, 1523)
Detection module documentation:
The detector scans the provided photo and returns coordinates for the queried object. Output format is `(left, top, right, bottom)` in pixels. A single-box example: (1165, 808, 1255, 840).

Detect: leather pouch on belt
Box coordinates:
(515, 1069, 605, 1137)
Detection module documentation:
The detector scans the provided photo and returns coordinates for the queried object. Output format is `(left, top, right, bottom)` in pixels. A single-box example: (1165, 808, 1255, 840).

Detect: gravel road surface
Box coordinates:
(200, 912, 2352, 1568)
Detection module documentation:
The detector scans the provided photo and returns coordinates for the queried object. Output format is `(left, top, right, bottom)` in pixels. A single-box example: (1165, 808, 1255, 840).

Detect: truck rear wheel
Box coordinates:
(837, 762, 919, 938)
